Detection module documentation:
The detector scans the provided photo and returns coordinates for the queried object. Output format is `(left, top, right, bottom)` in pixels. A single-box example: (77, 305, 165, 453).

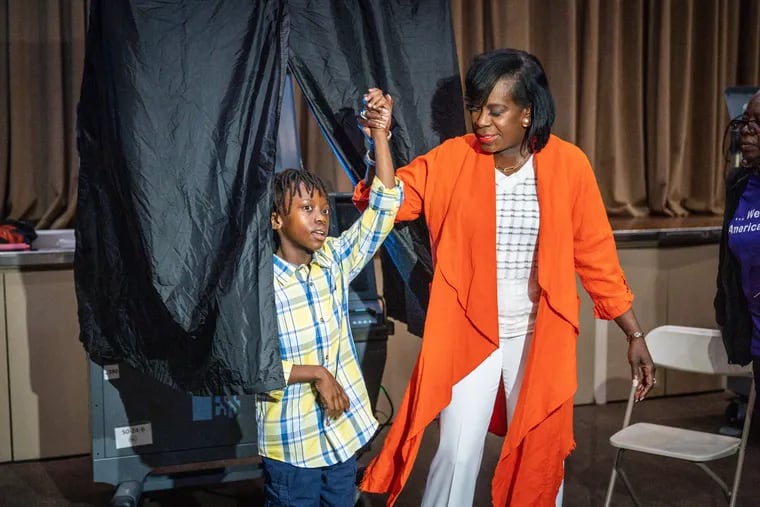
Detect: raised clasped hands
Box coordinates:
(358, 87, 393, 142)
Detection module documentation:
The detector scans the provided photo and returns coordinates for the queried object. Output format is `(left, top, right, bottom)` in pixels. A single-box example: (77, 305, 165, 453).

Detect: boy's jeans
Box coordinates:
(262, 455, 357, 507)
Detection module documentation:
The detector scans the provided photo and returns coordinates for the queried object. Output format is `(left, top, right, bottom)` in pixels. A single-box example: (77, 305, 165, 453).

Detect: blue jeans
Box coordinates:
(262, 456, 357, 507)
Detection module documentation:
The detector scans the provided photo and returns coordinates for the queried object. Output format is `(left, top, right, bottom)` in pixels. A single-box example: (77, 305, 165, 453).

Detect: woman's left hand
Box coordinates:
(358, 88, 393, 141)
(628, 337, 656, 402)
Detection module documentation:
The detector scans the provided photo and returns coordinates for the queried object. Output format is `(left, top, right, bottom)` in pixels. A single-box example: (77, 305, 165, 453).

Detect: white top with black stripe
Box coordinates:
(495, 156, 540, 338)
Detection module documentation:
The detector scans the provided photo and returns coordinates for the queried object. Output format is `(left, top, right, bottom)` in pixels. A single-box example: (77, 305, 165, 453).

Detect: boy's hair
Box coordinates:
(272, 168, 329, 217)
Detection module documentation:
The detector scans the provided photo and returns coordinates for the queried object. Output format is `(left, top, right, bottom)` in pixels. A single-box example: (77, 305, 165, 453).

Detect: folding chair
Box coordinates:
(604, 325, 756, 507)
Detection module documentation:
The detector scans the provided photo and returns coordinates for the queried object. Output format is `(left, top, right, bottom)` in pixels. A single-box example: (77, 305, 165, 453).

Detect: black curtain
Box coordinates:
(76, 0, 287, 394)
(288, 0, 465, 335)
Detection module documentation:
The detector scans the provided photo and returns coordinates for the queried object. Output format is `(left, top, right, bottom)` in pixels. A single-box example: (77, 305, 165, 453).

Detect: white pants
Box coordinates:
(421, 333, 564, 507)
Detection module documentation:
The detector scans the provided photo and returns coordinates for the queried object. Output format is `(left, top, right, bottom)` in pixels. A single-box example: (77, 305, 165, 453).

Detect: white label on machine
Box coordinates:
(114, 423, 153, 449)
(103, 364, 120, 381)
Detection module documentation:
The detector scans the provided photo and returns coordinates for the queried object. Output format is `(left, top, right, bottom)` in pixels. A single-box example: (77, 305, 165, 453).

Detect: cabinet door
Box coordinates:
(6, 269, 89, 460)
(583, 247, 669, 404)
(0, 273, 10, 463)
(586, 245, 723, 404)
(662, 244, 724, 395)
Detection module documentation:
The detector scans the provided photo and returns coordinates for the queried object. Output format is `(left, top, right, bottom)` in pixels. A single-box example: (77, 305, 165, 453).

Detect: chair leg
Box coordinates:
(729, 380, 755, 507)
(604, 449, 641, 507)
(695, 463, 730, 500)
(604, 450, 622, 507)
(617, 467, 642, 507)
(729, 442, 747, 507)
(729, 452, 744, 507)
(608, 450, 642, 507)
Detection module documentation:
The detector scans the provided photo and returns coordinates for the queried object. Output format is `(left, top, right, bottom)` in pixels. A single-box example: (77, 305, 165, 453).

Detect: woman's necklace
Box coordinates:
(496, 155, 529, 176)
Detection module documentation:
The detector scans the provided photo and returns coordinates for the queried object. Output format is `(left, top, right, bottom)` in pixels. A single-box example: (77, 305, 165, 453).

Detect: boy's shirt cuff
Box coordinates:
(367, 176, 403, 212)
(266, 360, 294, 401)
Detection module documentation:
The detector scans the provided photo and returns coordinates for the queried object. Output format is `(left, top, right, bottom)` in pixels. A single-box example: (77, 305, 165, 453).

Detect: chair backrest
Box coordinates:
(645, 325, 753, 376)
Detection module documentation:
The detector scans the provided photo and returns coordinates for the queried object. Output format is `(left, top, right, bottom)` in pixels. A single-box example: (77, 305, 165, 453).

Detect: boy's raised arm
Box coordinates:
(363, 88, 395, 188)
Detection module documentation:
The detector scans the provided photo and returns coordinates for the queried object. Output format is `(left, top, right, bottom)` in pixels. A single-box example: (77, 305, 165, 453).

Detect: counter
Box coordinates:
(611, 215, 722, 246)
(0, 248, 74, 267)
(0, 229, 75, 267)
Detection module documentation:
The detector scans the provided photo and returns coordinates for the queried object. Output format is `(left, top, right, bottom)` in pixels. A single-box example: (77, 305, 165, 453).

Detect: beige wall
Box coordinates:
(591, 243, 724, 404)
(0, 243, 723, 461)
(376, 242, 724, 415)
(5, 269, 88, 461)
(0, 278, 10, 463)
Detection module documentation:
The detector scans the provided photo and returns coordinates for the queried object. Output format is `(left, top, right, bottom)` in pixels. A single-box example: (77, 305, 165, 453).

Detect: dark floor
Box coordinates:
(1, 391, 758, 506)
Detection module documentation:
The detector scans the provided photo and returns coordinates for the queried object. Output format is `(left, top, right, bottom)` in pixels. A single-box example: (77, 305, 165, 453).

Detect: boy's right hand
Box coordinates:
(314, 367, 350, 419)
(358, 88, 392, 141)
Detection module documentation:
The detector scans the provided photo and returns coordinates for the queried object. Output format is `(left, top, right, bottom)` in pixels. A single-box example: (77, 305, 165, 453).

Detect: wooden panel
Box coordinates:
(662, 244, 724, 395)
(6, 269, 89, 460)
(575, 279, 595, 404)
(595, 248, 669, 403)
(380, 242, 724, 409)
(0, 273, 11, 463)
(589, 244, 725, 404)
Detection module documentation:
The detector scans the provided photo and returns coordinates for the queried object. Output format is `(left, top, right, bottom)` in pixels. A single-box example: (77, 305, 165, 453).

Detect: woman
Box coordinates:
(715, 90, 760, 393)
(355, 49, 656, 506)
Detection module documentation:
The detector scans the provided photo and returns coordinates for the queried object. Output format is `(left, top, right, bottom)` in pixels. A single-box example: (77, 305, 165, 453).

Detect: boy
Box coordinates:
(256, 89, 400, 506)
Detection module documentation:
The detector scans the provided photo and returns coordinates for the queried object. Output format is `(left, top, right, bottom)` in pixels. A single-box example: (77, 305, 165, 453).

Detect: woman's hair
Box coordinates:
(465, 48, 555, 153)
(272, 168, 328, 217)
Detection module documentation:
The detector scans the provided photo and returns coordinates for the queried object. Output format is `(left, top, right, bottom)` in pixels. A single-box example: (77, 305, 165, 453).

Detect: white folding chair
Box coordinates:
(604, 325, 756, 507)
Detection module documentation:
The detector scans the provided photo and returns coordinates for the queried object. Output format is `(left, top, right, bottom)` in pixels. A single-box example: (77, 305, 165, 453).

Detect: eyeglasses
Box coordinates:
(729, 116, 760, 134)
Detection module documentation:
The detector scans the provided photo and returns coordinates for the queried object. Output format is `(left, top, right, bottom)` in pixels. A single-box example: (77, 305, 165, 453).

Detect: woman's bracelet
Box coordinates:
(365, 130, 392, 148)
(365, 130, 392, 166)
(364, 150, 376, 167)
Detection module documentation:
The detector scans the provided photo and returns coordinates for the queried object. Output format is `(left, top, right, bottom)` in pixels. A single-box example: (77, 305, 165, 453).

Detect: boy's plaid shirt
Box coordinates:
(256, 177, 402, 467)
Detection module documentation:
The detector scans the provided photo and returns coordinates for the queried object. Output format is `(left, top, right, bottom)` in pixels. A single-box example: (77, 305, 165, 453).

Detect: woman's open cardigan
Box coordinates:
(353, 134, 633, 506)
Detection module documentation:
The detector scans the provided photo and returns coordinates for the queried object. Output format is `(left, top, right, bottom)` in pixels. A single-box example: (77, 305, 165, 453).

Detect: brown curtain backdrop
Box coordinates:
(299, 0, 760, 216)
(1, 1, 759, 226)
(0, 0, 88, 228)
(452, 0, 655, 215)
(292, 84, 355, 193)
(452, 0, 760, 216)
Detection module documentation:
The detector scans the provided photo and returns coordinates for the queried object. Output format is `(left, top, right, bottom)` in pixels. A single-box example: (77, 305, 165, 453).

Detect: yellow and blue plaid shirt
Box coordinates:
(257, 177, 402, 468)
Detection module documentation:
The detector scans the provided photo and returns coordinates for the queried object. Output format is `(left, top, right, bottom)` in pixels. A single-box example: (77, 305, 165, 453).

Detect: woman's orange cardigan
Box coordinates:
(353, 134, 633, 506)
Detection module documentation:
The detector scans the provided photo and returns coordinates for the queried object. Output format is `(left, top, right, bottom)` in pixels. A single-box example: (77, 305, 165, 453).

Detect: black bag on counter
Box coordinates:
(0, 219, 37, 245)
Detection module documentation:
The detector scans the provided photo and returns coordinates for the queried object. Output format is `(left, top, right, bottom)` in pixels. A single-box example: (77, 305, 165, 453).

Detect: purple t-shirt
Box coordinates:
(728, 174, 760, 357)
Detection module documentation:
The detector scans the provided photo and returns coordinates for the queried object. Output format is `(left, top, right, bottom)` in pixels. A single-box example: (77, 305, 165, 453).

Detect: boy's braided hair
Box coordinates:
(272, 168, 329, 217)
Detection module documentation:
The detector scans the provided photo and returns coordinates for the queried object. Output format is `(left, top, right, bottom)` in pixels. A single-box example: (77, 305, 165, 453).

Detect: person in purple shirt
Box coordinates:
(716, 90, 760, 398)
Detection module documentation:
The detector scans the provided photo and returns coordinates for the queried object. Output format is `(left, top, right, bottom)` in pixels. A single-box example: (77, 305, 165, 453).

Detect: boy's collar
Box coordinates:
(273, 248, 331, 285)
